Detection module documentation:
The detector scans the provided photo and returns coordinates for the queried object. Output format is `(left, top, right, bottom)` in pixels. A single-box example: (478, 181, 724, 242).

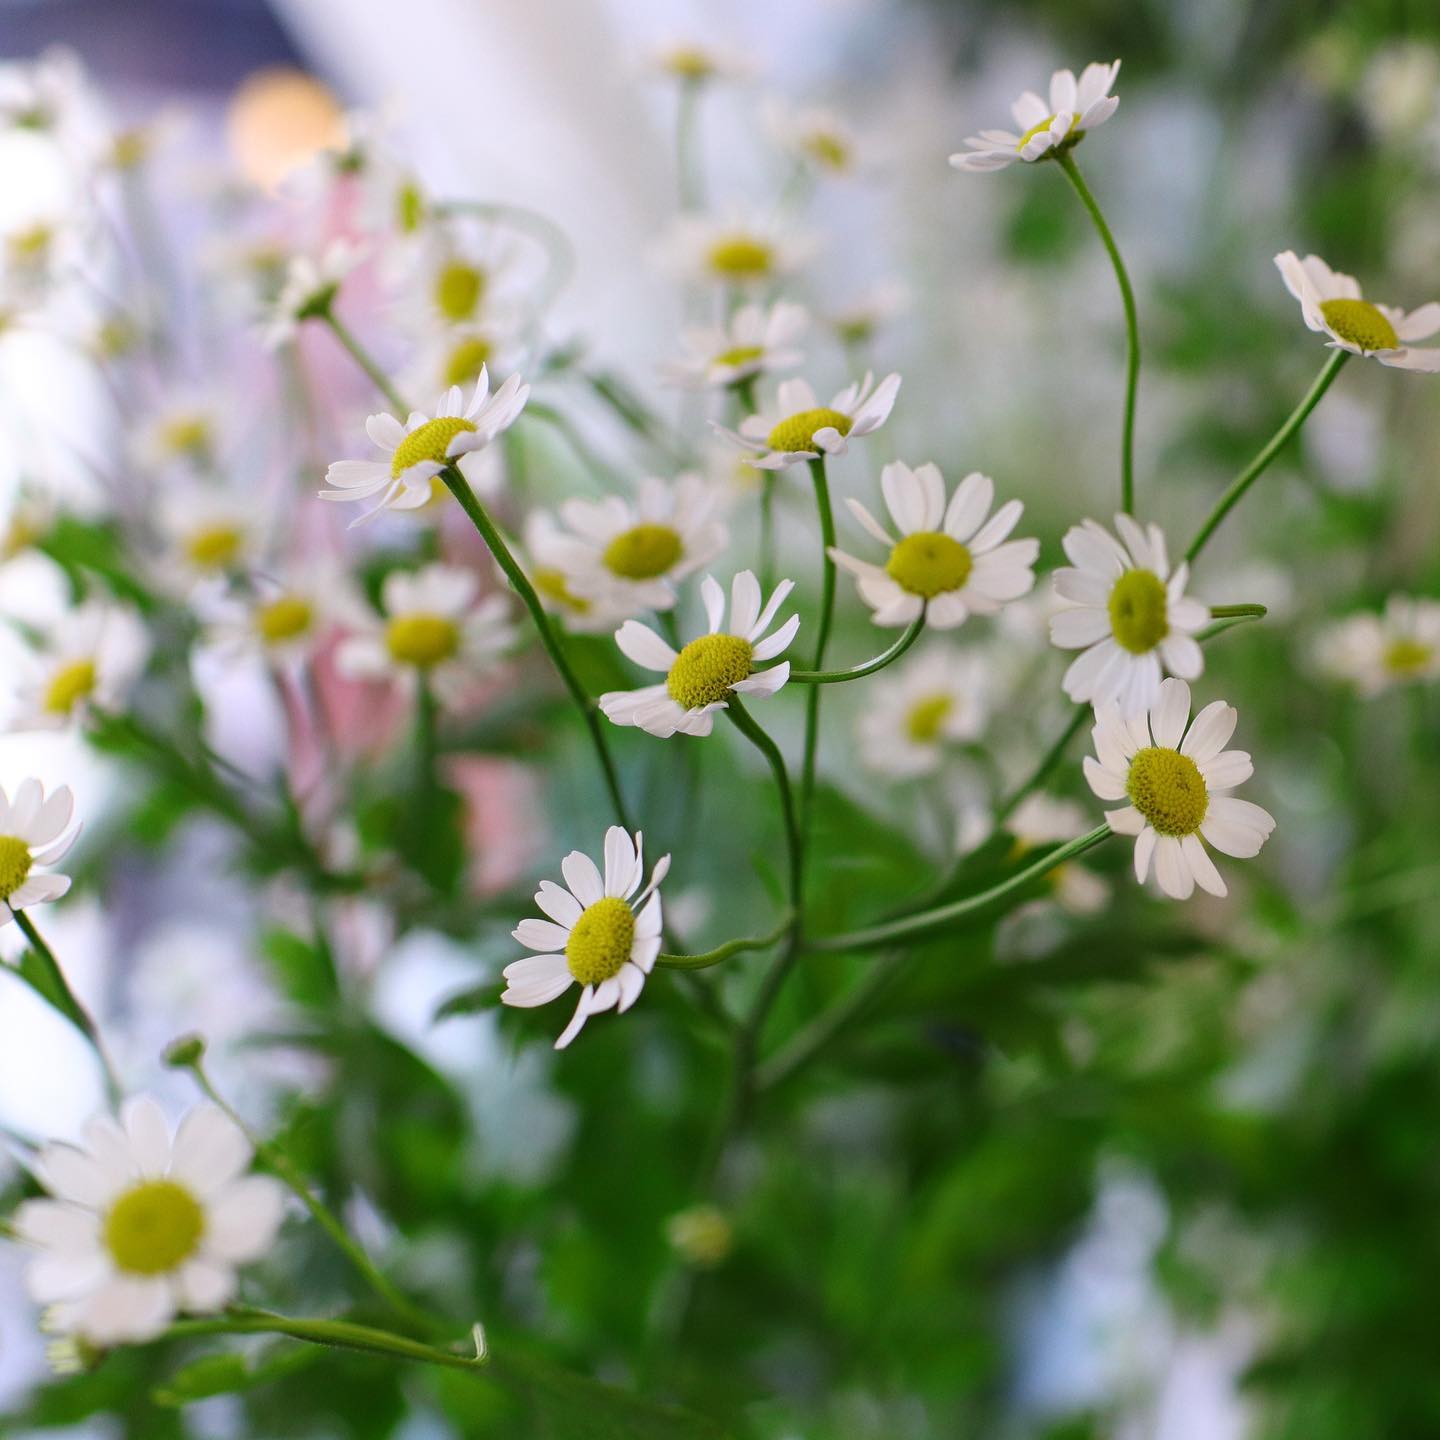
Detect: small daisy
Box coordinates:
(825, 279, 909, 349)
(0, 778, 79, 923)
(1085, 677, 1275, 901)
(599, 571, 798, 738)
(765, 101, 860, 176)
(335, 564, 515, 705)
(203, 570, 347, 665)
(524, 514, 631, 634)
(857, 646, 990, 778)
(159, 487, 256, 587)
(831, 463, 1038, 629)
(1313, 594, 1440, 694)
(387, 223, 519, 334)
(646, 41, 753, 85)
(1275, 251, 1440, 372)
(538, 473, 729, 616)
(0, 47, 90, 137)
(402, 320, 519, 400)
(664, 301, 808, 390)
(716, 371, 901, 470)
(319, 370, 529, 525)
(262, 238, 365, 348)
(2, 485, 54, 561)
(501, 826, 668, 1049)
(10, 602, 150, 731)
(949, 60, 1121, 173)
(1007, 793, 1108, 915)
(661, 212, 814, 290)
(1050, 515, 1209, 717)
(133, 392, 225, 475)
(12, 1096, 286, 1345)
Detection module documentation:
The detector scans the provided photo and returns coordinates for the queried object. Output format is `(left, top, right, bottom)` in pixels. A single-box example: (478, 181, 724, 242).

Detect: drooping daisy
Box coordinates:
(857, 646, 990, 778)
(599, 571, 798, 738)
(1050, 515, 1210, 717)
(262, 238, 365, 348)
(1274, 251, 1440, 371)
(10, 602, 150, 731)
(12, 1096, 286, 1345)
(538, 474, 729, 616)
(664, 301, 808, 390)
(1007, 793, 1108, 915)
(523, 513, 634, 635)
(949, 60, 1121, 173)
(335, 564, 515, 705)
(831, 463, 1038, 629)
(0, 778, 79, 923)
(661, 212, 815, 290)
(716, 372, 901, 470)
(319, 370, 529, 525)
(502, 826, 668, 1049)
(1313, 594, 1440, 694)
(1085, 677, 1275, 901)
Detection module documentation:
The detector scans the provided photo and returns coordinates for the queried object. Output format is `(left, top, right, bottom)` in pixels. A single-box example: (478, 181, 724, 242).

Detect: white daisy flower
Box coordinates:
(764, 101, 861, 176)
(159, 487, 256, 587)
(12, 1096, 286, 1345)
(319, 370, 529, 525)
(831, 463, 1038, 629)
(401, 320, 520, 402)
(1050, 515, 1210, 717)
(1007, 793, 1108, 915)
(335, 563, 515, 705)
(523, 513, 638, 636)
(949, 60, 1121, 173)
(502, 826, 668, 1049)
(2, 484, 55, 561)
(646, 41, 753, 85)
(857, 646, 990, 778)
(1313, 594, 1440, 694)
(10, 602, 150, 731)
(2, 205, 90, 299)
(715, 371, 901, 470)
(1275, 250, 1440, 372)
(537, 473, 729, 616)
(661, 212, 815, 290)
(599, 571, 798, 738)
(262, 238, 365, 348)
(826, 279, 909, 349)
(132, 392, 225, 475)
(664, 301, 808, 391)
(202, 568, 349, 665)
(1084, 677, 1275, 901)
(0, 778, 79, 922)
(0, 47, 91, 137)
(386, 222, 520, 334)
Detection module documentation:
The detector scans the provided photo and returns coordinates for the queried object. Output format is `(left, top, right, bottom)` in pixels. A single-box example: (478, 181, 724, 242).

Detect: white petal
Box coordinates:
(942, 471, 993, 543)
(1150, 677, 1191, 749)
(729, 571, 762, 639)
(514, 918, 571, 952)
(1181, 835, 1227, 898)
(1133, 826, 1156, 883)
(174, 1257, 235, 1313)
(1199, 750, 1253, 791)
(615, 621, 677, 673)
(1199, 796, 1275, 858)
(1154, 835, 1194, 899)
(561, 850, 604, 906)
(1181, 701, 1237, 763)
(1105, 805, 1145, 835)
(170, 1106, 250, 1198)
(534, 881, 583, 928)
(603, 825, 641, 899)
(701, 575, 726, 633)
(202, 1175, 286, 1263)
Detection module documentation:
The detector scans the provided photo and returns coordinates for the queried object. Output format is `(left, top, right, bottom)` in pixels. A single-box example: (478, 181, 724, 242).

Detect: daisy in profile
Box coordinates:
(1007, 793, 1108, 915)
(319, 370, 529, 524)
(600, 571, 798, 738)
(523, 513, 634, 635)
(661, 212, 814, 290)
(646, 41, 752, 85)
(765, 101, 861, 177)
(716, 372, 901, 470)
(1085, 677, 1275, 900)
(664, 301, 808, 391)
(12, 1096, 286, 1344)
(949, 60, 1121, 172)
(857, 646, 990, 778)
(0, 778, 79, 923)
(537, 474, 729, 616)
(831, 463, 1038, 629)
(10, 603, 149, 731)
(1050, 515, 1209, 716)
(501, 826, 668, 1049)
(262, 238, 365, 348)
(335, 564, 514, 705)
(1275, 251, 1440, 371)
(1313, 594, 1440, 694)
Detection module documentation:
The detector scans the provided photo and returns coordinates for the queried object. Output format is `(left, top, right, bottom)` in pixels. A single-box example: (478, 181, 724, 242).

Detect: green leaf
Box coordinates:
(153, 1345, 318, 1407)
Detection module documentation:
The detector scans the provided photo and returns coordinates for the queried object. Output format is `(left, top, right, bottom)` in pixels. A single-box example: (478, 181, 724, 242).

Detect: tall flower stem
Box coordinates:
(317, 308, 406, 413)
(675, 78, 705, 211)
(790, 614, 925, 683)
(1185, 351, 1348, 563)
(724, 699, 801, 913)
(439, 465, 633, 831)
(1057, 152, 1140, 515)
(799, 457, 838, 839)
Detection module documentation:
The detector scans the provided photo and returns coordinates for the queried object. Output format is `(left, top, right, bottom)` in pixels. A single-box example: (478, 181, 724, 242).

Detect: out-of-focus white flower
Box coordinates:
(524, 513, 637, 636)
(401, 320, 521, 400)
(0, 48, 91, 139)
(765, 100, 861, 176)
(645, 41, 753, 85)
(661, 212, 814, 290)
(132, 392, 226, 475)
(1, 485, 55, 562)
(2, 205, 89, 298)
(1313, 595, 1440, 694)
(715, 371, 900, 470)
(665, 301, 808, 390)
(0, 778, 79, 922)
(825, 279, 909, 349)
(158, 487, 257, 586)
(262, 238, 365, 348)
(666, 1205, 733, 1267)
(203, 568, 351, 664)
(1007, 793, 1108, 915)
(1359, 42, 1440, 143)
(950, 60, 1120, 172)
(857, 646, 989, 778)
(10, 602, 150, 731)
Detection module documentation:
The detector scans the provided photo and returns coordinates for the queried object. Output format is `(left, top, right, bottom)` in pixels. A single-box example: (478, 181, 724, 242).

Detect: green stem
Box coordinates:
(1185, 351, 1347, 563)
(724, 699, 801, 913)
(676, 78, 704, 211)
(1057, 152, 1140, 515)
(790, 615, 925, 684)
(317, 308, 406, 413)
(811, 826, 1113, 952)
(439, 465, 633, 830)
(799, 457, 838, 837)
(657, 915, 794, 970)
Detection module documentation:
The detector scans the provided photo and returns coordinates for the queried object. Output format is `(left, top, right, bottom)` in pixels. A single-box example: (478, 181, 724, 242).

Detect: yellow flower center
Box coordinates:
(442, 335, 492, 387)
(534, 567, 591, 614)
(256, 595, 313, 645)
(886, 532, 972, 598)
(1108, 569, 1169, 654)
(184, 524, 244, 572)
(103, 1180, 205, 1276)
(565, 895, 636, 986)
(714, 344, 765, 369)
(160, 415, 212, 459)
(110, 129, 148, 169)
(0, 835, 33, 900)
(707, 235, 774, 281)
(765, 407, 852, 454)
(905, 694, 953, 743)
(390, 416, 477, 477)
(1383, 636, 1434, 675)
(1319, 298, 1398, 352)
(1016, 113, 1077, 151)
(96, 317, 138, 359)
(395, 181, 425, 233)
(1126, 747, 1208, 838)
(8, 224, 52, 262)
(603, 523, 684, 580)
(803, 132, 851, 170)
(663, 46, 717, 80)
(385, 613, 460, 668)
(666, 633, 754, 709)
(43, 659, 97, 716)
(433, 261, 485, 322)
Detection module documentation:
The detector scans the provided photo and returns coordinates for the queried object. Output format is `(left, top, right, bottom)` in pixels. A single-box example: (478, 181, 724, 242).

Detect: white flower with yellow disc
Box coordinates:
(203, 568, 350, 665)
(857, 646, 990, 778)
(765, 100, 862, 177)
(132, 392, 226, 475)
(831, 463, 1038, 629)
(262, 238, 365, 349)
(665, 301, 808, 391)
(599, 571, 798, 738)
(1313, 594, 1440, 694)
(716, 371, 901, 470)
(13, 1096, 285, 1345)
(646, 41, 753, 85)
(523, 512, 635, 636)
(502, 826, 668, 1049)
(10, 602, 149, 731)
(0, 778, 79, 923)
(159, 487, 256, 586)
(661, 212, 814, 290)
(1085, 677, 1275, 901)
(1006, 793, 1108, 915)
